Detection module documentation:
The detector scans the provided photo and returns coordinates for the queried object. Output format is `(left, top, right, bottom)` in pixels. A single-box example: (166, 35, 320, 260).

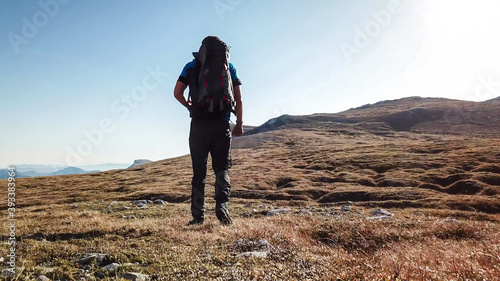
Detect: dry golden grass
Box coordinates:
(1, 201, 499, 280)
(1, 99, 500, 280)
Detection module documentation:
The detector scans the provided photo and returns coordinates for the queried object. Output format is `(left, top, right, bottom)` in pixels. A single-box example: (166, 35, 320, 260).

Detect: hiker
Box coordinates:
(174, 36, 243, 225)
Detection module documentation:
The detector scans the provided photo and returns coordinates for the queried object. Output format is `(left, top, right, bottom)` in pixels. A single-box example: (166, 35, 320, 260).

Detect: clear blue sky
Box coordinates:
(1, 0, 499, 167)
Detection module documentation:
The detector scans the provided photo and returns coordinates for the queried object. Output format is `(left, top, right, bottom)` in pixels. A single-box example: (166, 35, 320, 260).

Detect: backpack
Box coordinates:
(187, 37, 235, 119)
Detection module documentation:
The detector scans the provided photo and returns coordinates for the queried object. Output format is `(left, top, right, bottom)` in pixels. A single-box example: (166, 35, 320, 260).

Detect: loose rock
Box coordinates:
(266, 208, 291, 216)
(132, 200, 148, 206)
(153, 199, 166, 205)
(341, 205, 351, 212)
(120, 272, 151, 281)
(366, 208, 394, 220)
(237, 251, 268, 258)
(75, 253, 109, 266)
(101, 262, 121, 272)
(369, 208, 393, 217)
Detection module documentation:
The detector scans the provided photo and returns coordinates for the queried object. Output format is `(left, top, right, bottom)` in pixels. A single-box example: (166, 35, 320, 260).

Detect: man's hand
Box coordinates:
(232, 123, 243, 137)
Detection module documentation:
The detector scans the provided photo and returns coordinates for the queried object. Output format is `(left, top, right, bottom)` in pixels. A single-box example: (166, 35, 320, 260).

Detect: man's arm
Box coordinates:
(232, 85, 243, 136)
(174, 81, 190, 109)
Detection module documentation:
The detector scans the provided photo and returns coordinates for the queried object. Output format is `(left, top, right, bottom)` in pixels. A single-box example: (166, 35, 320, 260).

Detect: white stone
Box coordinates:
(102, 262, 121, 271)
(266, 208, 291, 216)
(369, 208, 393, 217)
(237, 251, 268, 258)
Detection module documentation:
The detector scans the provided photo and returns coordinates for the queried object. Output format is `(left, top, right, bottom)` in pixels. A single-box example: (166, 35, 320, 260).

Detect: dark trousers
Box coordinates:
(189, 118, 232, 219)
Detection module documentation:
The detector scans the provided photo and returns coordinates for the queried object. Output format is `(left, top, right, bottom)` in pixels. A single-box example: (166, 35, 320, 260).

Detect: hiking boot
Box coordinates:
(215, 202, 232, 225)
(187, 217, 204, 225)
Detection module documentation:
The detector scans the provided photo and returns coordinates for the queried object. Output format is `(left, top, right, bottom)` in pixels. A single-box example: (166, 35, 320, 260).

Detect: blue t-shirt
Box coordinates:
(178, 59, 242, 86)
(178, 59, 241, 121)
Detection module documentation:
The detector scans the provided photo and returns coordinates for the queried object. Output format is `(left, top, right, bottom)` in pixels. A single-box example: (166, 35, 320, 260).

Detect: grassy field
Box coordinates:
(1, 98, 500, 280)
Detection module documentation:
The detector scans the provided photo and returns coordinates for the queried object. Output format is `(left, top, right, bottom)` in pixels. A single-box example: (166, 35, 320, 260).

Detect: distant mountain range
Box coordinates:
(0, 161, 149, 179)
(0, 166, 97, 179)
(14, 163, 130, 174)
(0, 169, 34, 179)
(49, 167, 100, 176)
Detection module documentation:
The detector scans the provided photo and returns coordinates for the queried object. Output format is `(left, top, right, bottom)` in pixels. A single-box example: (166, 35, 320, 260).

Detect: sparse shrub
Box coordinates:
(115, 226, 152, 238)
(312, 222, 400, 253)
(432, 222, 484, 240)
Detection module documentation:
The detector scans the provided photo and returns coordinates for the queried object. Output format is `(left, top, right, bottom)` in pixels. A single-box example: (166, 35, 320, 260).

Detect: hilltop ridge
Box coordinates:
(246, 96, 500, 136)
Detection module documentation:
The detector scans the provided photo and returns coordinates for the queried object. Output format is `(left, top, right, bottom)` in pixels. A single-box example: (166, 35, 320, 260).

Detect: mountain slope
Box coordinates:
(246, 97, 500, 137)
(15, 164, 66, 174)
(488, 96, 500, 102)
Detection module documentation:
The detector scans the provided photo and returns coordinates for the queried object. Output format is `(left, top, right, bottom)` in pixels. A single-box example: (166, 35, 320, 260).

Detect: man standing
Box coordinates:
(174, 36, 243, 225)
